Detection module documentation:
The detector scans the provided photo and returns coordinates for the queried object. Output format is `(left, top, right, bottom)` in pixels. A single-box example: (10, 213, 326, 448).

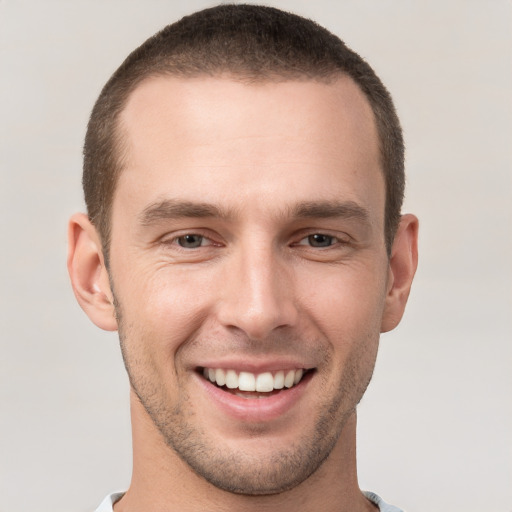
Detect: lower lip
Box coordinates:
(196, 371, 313, 422)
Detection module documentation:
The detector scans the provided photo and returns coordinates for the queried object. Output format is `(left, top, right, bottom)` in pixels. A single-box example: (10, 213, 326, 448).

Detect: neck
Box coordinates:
(115, 391, 376, 512)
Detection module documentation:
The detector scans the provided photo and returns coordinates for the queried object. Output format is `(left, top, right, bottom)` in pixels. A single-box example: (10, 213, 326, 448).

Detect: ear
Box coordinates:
(67, 213, 118, 331)
(381, 214, 419, 333)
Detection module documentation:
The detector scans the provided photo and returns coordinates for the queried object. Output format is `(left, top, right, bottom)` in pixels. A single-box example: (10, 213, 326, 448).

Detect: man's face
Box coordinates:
(109, 75, 389, 494)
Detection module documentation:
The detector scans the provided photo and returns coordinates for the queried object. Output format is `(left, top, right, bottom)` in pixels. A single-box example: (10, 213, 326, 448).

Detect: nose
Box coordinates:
(216, 243, 299, 341)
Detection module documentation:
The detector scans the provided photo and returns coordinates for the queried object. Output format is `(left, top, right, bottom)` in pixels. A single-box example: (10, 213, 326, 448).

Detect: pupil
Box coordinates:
(178, 234, 203, 248)
(309, 234, 332, 247)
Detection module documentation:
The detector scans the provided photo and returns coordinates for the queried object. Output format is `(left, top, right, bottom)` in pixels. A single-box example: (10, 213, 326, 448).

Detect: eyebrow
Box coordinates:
(139, 198, 370, 226)
(291, 200, 370, 222)
(139, 199, 235, 225)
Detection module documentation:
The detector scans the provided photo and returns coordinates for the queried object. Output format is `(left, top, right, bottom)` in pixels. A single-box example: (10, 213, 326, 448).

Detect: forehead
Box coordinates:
(115, 75, 383, 224)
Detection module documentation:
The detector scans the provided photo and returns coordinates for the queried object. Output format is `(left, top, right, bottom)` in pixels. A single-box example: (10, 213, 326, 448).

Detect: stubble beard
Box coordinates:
(115, 301, 377, 496)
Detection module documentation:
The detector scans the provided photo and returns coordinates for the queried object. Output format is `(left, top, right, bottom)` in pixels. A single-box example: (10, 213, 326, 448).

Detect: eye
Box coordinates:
(176, 234, 206, 248)
(303, 234, 337, 248)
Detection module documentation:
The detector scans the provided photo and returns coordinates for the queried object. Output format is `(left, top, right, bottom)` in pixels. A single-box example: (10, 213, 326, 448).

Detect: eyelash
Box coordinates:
(294, 233, 344, 248)
(162, 233, 218, 249)
(162, 232, 347, 250)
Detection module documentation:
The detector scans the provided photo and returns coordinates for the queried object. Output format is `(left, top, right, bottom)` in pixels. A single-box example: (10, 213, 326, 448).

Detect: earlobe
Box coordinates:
(67, 213, 118, 331)
(380, 214, 419, 333)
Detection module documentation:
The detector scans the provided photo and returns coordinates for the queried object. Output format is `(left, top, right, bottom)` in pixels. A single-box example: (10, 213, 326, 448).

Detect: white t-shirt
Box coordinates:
(94, 490, 405, 511)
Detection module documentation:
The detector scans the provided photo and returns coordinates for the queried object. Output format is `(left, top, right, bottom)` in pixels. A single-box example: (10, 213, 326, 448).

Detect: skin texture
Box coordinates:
(68, 75, 418, 512)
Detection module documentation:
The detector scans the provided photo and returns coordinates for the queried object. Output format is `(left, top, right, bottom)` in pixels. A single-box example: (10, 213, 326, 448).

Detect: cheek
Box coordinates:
(297, 262, 388, 342)
(114, 264, 218, 355)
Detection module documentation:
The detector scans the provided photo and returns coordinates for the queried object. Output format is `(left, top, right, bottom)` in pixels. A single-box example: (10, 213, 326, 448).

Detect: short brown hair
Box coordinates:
(83, 4, 404, 262)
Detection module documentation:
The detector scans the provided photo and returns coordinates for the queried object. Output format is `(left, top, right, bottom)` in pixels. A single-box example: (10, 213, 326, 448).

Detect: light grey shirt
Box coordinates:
(95, 491, 405, 511)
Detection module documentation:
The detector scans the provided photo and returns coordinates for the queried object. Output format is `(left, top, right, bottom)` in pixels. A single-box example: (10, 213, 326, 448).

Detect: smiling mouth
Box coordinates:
(199, 367, 313, 398)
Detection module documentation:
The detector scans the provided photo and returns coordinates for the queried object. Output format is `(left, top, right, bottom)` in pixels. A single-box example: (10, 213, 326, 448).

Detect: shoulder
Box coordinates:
(363, 491, 406, 512)
(94, 492, 125, 512)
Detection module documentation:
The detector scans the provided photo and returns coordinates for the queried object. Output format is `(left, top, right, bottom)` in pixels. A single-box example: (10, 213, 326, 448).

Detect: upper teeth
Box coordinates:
(202, 368, 304, 392)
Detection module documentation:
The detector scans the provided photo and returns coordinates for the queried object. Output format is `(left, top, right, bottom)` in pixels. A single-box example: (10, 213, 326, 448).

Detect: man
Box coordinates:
(67, 4, 418, 512)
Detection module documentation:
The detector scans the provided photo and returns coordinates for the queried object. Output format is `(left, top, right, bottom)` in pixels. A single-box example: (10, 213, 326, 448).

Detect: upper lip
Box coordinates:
(194, 359, 315, 373)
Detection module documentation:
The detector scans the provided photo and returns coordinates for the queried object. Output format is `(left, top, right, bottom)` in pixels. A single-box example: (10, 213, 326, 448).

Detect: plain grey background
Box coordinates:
(1, 1, 511, 511)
